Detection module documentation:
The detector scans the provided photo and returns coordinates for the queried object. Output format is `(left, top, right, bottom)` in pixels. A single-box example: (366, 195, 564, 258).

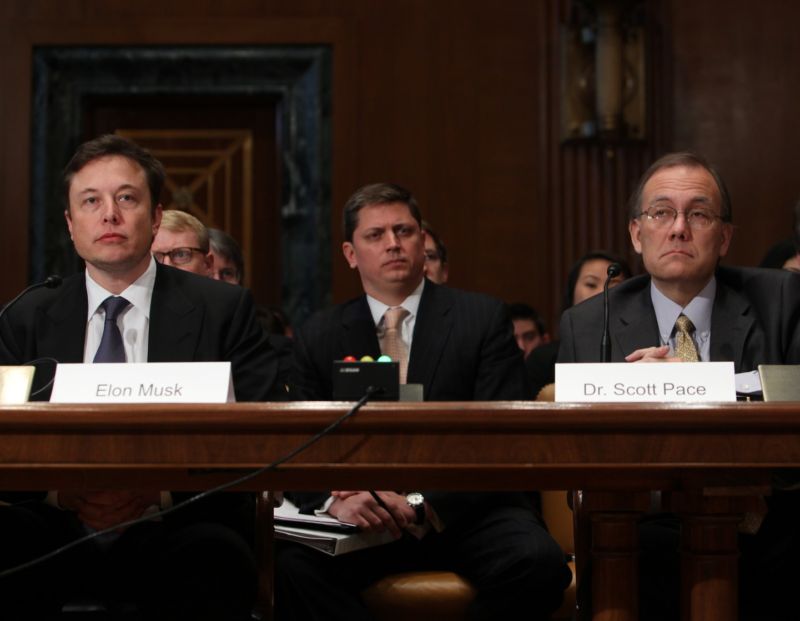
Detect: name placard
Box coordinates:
(0, 366, 35, 404)
(555, 362, 736, 403)
(51, 362, 234, 403)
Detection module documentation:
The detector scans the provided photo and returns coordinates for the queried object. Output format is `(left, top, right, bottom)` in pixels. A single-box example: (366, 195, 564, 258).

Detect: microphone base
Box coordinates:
(332, 361, 400, 401)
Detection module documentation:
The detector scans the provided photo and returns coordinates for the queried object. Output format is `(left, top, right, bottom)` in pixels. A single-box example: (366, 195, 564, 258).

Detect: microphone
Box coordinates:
(600, 263, 621, 363)
(0, 275, 62, 324)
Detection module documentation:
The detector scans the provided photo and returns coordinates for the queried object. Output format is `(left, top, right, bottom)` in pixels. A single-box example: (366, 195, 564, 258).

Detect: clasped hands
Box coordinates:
(328, 491, 418, 539)
(626, 345, 681, 363)
(59, 490, 161, 532)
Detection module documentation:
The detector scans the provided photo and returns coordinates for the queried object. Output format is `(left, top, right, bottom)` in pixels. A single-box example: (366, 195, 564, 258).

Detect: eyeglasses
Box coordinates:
(152, 247, 205, 265)
(639, 205, 723, 229)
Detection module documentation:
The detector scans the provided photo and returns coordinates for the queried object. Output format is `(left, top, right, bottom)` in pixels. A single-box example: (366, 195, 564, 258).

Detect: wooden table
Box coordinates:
(2, 401, 799, 621)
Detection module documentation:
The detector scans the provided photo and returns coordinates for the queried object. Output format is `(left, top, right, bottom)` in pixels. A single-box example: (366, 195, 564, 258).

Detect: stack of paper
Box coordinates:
(274, 499, 395, 556)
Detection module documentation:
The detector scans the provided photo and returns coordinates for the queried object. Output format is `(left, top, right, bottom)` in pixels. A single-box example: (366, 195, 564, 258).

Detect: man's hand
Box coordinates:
(625, 345, 681, 363)
(328, 491, 415, 538)
(59, 490, 161, 532)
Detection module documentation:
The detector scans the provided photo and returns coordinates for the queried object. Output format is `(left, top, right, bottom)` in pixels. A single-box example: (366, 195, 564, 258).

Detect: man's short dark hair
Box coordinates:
(507, 302, 547, 336)
(343, 183, 422, 242)
(421, 221, 448, 265)
(63, 134, 166, 213)
(628, 152, 733, 223)
(209, 228, 245, 282)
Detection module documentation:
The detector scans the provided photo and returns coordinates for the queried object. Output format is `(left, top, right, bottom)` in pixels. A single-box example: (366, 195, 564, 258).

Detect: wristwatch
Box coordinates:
(405, 492, 426, 524)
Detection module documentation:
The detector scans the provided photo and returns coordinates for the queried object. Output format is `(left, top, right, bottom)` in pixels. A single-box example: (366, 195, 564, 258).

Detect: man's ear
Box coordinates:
(718, 222, 734, 258)
(151, 204, 163, 238)
(204, 252, 214, 275)
(64, 209, 73, 241)
(342, 241, 358, 269)
(628, 219, 643, 255)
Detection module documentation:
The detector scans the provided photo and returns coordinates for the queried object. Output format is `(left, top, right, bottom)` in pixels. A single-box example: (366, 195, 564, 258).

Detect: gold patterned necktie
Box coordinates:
(380, 307, 410, 383)
(674, 314, 699, 362)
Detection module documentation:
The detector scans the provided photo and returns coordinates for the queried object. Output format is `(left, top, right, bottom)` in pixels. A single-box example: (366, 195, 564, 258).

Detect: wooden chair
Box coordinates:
(359, 489, 578, 620)
(362, 571, 476, 621)
(264, 383, 580, 621)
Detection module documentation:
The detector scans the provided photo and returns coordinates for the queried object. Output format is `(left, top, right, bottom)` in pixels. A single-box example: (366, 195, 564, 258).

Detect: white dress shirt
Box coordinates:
(83, 257, 157, 363)
(651, 277, 715, 361)
(365, 278, 425, 358)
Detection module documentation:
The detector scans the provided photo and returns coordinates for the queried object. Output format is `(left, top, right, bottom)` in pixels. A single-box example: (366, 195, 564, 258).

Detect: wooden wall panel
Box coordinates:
(3, 0, 800, 336)
(667, 0, 800, 267)
(322, 1, 551, 313)
(541, 1, 664, 327)
(0, 6, 359, 311)
(0, 0, 554, 328)
(1, 26, 33, 299)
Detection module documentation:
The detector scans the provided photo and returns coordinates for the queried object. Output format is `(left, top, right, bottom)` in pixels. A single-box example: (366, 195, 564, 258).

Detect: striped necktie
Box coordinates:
(380, 307, 410, 383)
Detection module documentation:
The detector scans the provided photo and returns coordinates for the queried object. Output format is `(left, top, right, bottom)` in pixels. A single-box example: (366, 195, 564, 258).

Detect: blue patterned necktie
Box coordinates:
(93, 296, 130, 363)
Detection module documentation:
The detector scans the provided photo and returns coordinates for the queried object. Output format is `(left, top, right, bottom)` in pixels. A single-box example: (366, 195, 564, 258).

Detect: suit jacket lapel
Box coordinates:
(41, 274, 88, 363)
(340, 297, 381, 361)
(407, 281, 452, 390)
(147, 265, 203, 362)
(710, 281, 754, 369)
(614, 281, 661, 359)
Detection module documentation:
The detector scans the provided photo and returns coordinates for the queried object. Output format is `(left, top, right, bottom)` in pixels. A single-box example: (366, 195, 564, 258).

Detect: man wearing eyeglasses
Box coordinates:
(558, 152, 800, 621)
(151, 209, 214, 276)
(559, 151, 800, 368)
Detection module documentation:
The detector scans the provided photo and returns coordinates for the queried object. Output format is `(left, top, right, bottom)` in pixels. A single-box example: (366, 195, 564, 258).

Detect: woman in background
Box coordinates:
(526, 251, 631, 398)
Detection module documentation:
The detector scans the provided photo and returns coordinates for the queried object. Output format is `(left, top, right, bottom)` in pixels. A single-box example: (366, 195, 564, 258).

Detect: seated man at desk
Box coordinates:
(0, 134, 281, 620)
(279, 183, 571, 620)
(558, 152, 800, 620)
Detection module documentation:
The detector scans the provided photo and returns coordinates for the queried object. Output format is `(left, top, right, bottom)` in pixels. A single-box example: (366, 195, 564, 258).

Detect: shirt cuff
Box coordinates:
(314, 495, 336, 515)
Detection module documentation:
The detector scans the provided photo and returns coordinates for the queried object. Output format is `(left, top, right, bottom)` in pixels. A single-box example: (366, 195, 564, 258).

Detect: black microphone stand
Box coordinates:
(600, 263, 621, 362)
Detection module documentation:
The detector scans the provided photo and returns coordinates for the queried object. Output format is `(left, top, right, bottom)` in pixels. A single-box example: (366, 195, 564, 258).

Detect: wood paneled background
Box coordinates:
(2, 0, 799, 334)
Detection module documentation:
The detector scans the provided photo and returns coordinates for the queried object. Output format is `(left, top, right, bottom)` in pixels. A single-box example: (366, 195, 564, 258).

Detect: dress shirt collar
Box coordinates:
(366, 278, 425, 329)
(651, 276, 715, 358)
(85, 256, 157, 321)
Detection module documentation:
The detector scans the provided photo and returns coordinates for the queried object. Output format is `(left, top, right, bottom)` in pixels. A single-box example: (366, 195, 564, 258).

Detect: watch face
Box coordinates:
(407, 492, 424, 506)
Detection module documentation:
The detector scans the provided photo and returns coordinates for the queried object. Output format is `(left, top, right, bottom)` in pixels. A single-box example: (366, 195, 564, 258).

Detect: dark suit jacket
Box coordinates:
(292, 279, 528, 401)
(0, 263, 281, 401)
(525, 340, 560, 398)
(558, 265, 800, 370)
(290, 279, 535, 525)
(0, 264, 283, 530)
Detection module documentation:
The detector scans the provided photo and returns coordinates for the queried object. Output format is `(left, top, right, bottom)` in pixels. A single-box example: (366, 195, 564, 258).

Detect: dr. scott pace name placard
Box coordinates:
(554, 362, 736, 403)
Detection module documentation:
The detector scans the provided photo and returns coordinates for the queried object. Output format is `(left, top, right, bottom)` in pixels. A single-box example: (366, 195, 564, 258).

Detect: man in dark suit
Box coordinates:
(560, 152, 800, 368)
(277, 183, 571, 620)
(559, 265, 800, 369)
(558, 152, 800, 621)
(0, 134, 280, 620)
